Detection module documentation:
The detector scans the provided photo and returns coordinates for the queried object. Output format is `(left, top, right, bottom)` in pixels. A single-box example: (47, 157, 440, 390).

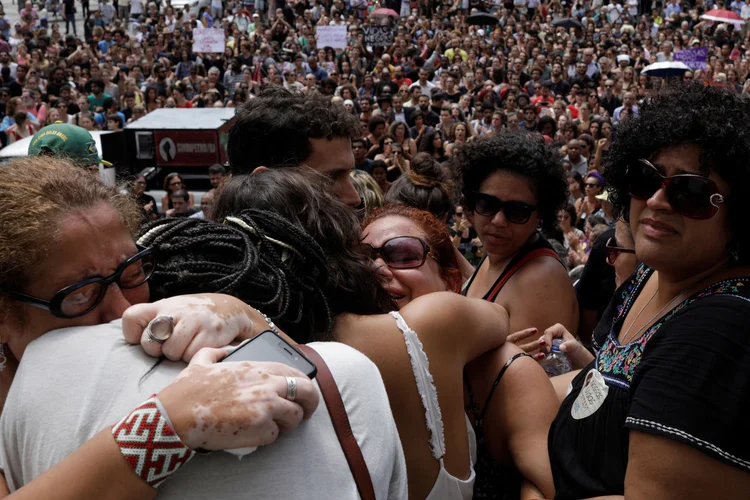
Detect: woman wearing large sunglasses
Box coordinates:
(361, 204, 558, 499)
(453, 132, 579, 350)
(540, 83, 750, 498)
(450, 133, 577, 496)
(113, 171, 556, 500)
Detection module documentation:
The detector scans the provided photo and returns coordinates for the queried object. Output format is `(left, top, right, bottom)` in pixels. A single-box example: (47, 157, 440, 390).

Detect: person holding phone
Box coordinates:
(124, 169, 547, 500)
(0, 159, 407, 499)
(0, 157, 323, 498)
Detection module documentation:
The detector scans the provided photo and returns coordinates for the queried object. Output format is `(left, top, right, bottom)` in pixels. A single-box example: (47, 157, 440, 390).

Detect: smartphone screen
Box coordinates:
(221, 330, 317, 379)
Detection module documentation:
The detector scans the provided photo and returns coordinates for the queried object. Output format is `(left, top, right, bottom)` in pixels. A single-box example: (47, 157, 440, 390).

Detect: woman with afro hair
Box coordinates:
(540, 83, 750, 499)
(452, 131, 578, 496)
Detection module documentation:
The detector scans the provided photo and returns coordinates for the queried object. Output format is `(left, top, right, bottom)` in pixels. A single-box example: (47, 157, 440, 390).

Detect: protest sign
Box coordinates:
(316, 25, 348, 49)
(363, 26, 393, 47)
(193, 28, 226, 53)
(674, 47, 708, 70)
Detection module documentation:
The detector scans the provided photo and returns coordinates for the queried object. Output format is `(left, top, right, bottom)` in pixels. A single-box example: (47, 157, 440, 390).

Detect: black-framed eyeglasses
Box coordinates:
(471, 192, 537, 225)
(1, 247, 155, 318)
(626, 158, 724, 220)
(605, 237, 635, 266)
(368, 236, 434, 269)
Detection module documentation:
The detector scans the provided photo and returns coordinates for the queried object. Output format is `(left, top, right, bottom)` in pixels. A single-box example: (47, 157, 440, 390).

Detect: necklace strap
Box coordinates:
(620, 281, 695, 345)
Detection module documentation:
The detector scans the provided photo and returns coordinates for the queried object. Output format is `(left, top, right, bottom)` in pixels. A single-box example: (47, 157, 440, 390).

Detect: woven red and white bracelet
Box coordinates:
(111, 395, 197, 488)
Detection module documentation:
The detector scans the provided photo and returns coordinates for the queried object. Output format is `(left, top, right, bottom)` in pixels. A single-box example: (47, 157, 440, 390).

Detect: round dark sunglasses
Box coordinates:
(472, 192, 537, 225)
(368, 236, 434, 269)
(626, 159, 724, 220)
(1, 247, 155, 319)
(605, 237, 636, 266)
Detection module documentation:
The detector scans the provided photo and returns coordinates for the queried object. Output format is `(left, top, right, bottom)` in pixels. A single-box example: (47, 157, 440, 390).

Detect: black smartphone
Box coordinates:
(220, 330, 317, 379)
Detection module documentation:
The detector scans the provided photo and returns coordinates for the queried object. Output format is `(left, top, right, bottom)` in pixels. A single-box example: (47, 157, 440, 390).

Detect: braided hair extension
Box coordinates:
(212, 168, 396, 319)
(137, 210, 334, 343)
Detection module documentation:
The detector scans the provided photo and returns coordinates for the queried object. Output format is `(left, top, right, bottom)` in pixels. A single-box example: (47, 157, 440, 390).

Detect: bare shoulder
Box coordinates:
(511, 256, 574, 294)
(402, 292, 509, 358)
(401, 291, 507, 334)
(501, 256, 578, 332)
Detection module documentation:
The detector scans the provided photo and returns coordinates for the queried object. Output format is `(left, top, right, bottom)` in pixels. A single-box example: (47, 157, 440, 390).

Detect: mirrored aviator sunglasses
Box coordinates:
(472, 192, 537, 225)
(368, 236, 432, 269)
(626, 159, 724, 220)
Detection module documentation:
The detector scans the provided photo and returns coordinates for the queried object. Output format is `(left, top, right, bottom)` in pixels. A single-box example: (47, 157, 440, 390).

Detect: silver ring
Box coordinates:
(285, 377, 297, 402)
(146, 315, 174, 343)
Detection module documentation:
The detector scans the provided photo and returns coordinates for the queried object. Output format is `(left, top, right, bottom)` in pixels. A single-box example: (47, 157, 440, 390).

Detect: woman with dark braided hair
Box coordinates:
(135, 168, 394, 342)
(0, 156, 328, 498)
(127, 168, 517, 500)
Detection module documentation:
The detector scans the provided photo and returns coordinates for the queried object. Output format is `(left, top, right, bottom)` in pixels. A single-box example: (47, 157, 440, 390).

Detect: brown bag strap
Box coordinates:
(296, 345, 376, 500)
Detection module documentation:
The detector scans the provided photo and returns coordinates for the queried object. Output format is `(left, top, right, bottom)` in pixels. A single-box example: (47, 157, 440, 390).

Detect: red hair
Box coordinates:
(362, 204, 462, 293)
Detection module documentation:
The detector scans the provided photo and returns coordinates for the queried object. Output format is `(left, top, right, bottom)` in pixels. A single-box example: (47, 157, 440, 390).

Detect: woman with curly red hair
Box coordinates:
(362, 203, 557, 499)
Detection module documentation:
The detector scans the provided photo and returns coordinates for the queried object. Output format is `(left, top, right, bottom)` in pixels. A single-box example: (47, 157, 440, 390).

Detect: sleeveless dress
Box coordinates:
(462, 234, 563, 499)
(549, 264, 750, 499)
(390, 312, 478, 500)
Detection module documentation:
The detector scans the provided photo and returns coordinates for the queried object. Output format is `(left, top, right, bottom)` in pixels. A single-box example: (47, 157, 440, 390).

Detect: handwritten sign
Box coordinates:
(193, 28, 226, 53)
(363, 26, 393, 47)
(674, 47, 707, 70)
(316, 25, 348, 49)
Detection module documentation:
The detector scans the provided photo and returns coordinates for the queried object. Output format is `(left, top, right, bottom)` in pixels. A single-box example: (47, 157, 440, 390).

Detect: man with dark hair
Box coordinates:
(152, 63, 170, 96)
(430, 89, 446, 115)
(519, 105, 538, 132)
(95, 97, 125, 128)
(352, 137, 372, 174)
(320, 78, 337, 96)
(167, 189, 198, 217)
(208, 163, 227, 188)
(120, 91, 136, 121)
(46, 67, 67, 97)
(226, 88, 360, 206)
(530, 81, 554, 114)
(307, 55, 327, 80)
(8, 64, 26, 97)
(471, 103, 495, 136)
(87, 77, 110, 110)
(416, 94, 439, 127)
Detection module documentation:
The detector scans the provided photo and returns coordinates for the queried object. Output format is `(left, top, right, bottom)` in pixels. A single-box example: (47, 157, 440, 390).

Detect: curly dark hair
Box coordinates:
(452, 132, 568, 232)
(227, 87, 361, 175)
(603, 83, 750, 264)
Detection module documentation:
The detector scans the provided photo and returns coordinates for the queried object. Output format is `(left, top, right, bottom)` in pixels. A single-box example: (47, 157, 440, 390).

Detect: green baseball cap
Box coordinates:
(28, 123, 112, 167)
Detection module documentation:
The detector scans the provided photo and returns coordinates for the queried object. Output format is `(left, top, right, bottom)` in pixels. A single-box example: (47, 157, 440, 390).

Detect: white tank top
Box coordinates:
(391, 311, 477, 500)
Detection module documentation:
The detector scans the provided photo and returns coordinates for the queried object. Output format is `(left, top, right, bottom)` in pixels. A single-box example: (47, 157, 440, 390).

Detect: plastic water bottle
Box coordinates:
(541, 339, 572, 377)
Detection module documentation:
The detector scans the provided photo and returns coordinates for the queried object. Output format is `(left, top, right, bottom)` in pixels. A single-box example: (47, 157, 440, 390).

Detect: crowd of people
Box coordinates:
(0, 0, 747, 150)
(0, 0, 750, 498)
